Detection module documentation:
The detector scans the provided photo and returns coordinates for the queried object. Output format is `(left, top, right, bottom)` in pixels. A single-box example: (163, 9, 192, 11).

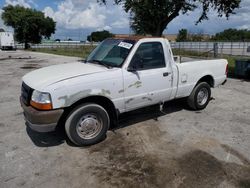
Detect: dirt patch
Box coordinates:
(177, 150, 226, 187)
(177, 150, 250, 188)
(88, 132, 175, 188)
(20, 64, 41, 69)
(0, 56, 33, 61)
(87, 132, 250, 188)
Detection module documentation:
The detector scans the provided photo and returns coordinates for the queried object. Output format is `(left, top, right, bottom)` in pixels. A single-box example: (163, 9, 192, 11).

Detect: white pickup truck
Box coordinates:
(20, 37, 228, 146)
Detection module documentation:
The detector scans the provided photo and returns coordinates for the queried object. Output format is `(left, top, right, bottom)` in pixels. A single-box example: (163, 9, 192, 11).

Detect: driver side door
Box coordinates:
(123, 41, 173, 111)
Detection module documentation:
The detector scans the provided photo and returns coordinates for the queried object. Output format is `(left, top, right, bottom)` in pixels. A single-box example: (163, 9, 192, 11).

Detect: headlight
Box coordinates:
(31, 90, 52, 110)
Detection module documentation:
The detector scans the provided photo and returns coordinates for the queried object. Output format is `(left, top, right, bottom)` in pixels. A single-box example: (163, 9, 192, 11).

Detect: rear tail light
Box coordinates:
(225, 64, 228, 76)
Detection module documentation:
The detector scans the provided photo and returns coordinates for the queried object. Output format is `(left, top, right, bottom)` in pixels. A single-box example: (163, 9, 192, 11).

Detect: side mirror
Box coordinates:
(128, 55, 142, 72)
(127, 66, 137, 72)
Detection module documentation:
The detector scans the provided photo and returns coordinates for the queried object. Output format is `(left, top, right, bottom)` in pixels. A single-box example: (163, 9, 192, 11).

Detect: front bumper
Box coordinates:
(20, 98, 64, 132)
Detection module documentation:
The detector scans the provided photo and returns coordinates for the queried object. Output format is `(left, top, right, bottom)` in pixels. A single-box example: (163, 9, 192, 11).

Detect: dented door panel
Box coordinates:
(123, 67, 172, 111)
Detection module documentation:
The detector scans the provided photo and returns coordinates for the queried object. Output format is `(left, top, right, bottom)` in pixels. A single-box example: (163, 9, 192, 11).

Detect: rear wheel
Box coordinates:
(65, 103, 110, 146)
(187, 82, 211, 110)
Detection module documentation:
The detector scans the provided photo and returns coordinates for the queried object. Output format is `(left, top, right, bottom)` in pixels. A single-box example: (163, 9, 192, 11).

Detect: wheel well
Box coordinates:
(197, 75, 214, 87)
(59, 96, 118, 130)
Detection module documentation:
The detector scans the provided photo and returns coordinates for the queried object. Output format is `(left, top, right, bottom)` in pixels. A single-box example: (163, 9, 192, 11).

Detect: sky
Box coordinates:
(0, 0, 250, 40)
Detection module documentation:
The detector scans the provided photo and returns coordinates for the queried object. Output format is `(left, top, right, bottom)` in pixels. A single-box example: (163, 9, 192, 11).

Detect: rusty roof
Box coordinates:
(113, 35, 166, 41)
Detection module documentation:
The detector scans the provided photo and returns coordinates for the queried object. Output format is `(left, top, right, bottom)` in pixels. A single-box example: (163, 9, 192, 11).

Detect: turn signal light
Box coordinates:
(30, 100, 52, 110)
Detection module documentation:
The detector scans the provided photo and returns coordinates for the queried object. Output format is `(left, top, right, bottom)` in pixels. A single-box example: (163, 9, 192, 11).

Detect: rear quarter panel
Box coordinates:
(176, 59, 227, 98)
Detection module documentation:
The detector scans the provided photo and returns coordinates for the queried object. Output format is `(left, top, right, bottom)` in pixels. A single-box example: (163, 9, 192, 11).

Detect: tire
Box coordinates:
(65, 103, 110, 146)
(187, 82, 211, 110)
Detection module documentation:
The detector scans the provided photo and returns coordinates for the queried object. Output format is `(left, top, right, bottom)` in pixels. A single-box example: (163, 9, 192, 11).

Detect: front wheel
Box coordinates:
(187, 82, 211, 110)
(65, 103, 110, 146)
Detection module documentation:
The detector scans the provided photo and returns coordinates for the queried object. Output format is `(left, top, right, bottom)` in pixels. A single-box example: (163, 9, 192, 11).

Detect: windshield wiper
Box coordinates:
(88, 59, 112, 69)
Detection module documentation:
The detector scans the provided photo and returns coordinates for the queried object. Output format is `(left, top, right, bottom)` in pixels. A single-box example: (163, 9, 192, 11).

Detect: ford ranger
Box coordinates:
(20, 37, 228, 146)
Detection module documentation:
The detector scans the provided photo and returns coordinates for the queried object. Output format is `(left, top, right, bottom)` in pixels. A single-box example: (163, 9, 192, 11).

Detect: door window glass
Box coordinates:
(130, 42, 165, 70)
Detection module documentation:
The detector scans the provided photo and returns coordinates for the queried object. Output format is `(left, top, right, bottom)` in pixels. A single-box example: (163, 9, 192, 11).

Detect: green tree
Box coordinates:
(87, 30, 114, 42)
(99, 0, 241, 36)
(212, 29, 250, 41)
(176, 29, 188, 42)
(190, 34, 203, 42)
(2, 5, 56, 49)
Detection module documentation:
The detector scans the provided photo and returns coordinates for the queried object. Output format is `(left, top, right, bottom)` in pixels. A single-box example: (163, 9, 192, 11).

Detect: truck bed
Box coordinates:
(174, 58, 227, 98)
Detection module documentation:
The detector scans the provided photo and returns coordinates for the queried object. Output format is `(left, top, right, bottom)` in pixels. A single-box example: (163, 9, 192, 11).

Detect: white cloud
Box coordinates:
(43, 0, 130, 31)
(43, 7, 54, 18)
(102, 25, 112, 30)
(44, 1, 107, 29)
(0, 10, 6, 30)
(27, 0, 38, 8)
(111, 18, 129, 29)
(5, 0, 32, 8)
(0, 8, 13, 31)
(167, 0, 250, 34)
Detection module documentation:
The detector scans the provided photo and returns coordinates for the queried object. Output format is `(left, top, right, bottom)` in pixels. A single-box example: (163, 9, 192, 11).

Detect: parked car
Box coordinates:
(20, 37, 228, 146)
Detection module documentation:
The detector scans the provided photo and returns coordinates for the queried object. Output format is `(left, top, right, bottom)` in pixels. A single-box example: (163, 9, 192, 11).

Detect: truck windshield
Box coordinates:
(86, 39, 136, 68)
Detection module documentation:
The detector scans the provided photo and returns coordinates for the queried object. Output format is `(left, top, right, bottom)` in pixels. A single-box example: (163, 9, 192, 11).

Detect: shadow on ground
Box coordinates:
(116, 98, 187, 130)
(26, 98, 187, 147)
(26, 126, 66, 147)
(228, 73, 250, 82)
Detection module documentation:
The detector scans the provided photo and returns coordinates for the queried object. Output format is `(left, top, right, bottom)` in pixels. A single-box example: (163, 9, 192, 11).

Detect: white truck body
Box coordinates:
(23, 38, 227, 113)
(21, 37, 227, 145)
(0, 32, 15, 50)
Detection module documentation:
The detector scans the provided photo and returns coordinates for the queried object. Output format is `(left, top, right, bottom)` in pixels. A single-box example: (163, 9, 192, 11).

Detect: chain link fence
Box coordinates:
(170, 42, 250, 58)
(16, 42, 99, 49)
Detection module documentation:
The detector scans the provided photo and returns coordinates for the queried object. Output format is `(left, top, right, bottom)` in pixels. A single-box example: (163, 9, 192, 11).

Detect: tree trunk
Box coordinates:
(151, 10, 181, 37)
(151, 24, 165, 37)
(24, 41, 29, 49)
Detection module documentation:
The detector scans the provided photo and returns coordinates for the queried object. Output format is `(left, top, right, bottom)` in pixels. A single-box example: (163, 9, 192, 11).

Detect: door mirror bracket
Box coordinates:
(127, 66, 137, 72)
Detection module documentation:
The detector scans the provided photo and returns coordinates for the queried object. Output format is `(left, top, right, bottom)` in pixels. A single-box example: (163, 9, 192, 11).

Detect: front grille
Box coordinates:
(21, 82, 33, 105)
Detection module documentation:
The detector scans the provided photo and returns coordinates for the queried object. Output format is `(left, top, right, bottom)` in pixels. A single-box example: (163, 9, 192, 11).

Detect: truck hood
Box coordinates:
(23, 62, 107, 90)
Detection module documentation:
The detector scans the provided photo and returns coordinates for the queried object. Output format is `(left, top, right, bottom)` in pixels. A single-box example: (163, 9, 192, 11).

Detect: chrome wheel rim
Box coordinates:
(197, 88, 209, 106)
(76, 114, 103, 139)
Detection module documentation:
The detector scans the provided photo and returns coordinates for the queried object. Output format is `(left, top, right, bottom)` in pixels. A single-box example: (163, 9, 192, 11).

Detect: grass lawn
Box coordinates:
(29, 46, 96, 59)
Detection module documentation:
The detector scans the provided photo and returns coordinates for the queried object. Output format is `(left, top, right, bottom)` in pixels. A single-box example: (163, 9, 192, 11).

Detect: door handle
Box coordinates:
(163, 72, 171, 77)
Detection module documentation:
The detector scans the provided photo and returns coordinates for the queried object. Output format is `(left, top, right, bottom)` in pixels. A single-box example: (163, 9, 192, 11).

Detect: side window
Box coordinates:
(130, 42, 165, 70)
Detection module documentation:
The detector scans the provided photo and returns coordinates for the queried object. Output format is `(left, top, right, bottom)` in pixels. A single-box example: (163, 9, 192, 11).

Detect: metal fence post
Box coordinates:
(220, 42, 223, 57)
(243, 42, 246, 57)
(213, 42, 218, 58)
(230, 42, 233, 56)
(179, 42, 181, 54)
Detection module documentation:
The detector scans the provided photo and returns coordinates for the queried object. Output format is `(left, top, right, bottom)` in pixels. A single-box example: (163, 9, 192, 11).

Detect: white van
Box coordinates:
(0, 32, 15, 50)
